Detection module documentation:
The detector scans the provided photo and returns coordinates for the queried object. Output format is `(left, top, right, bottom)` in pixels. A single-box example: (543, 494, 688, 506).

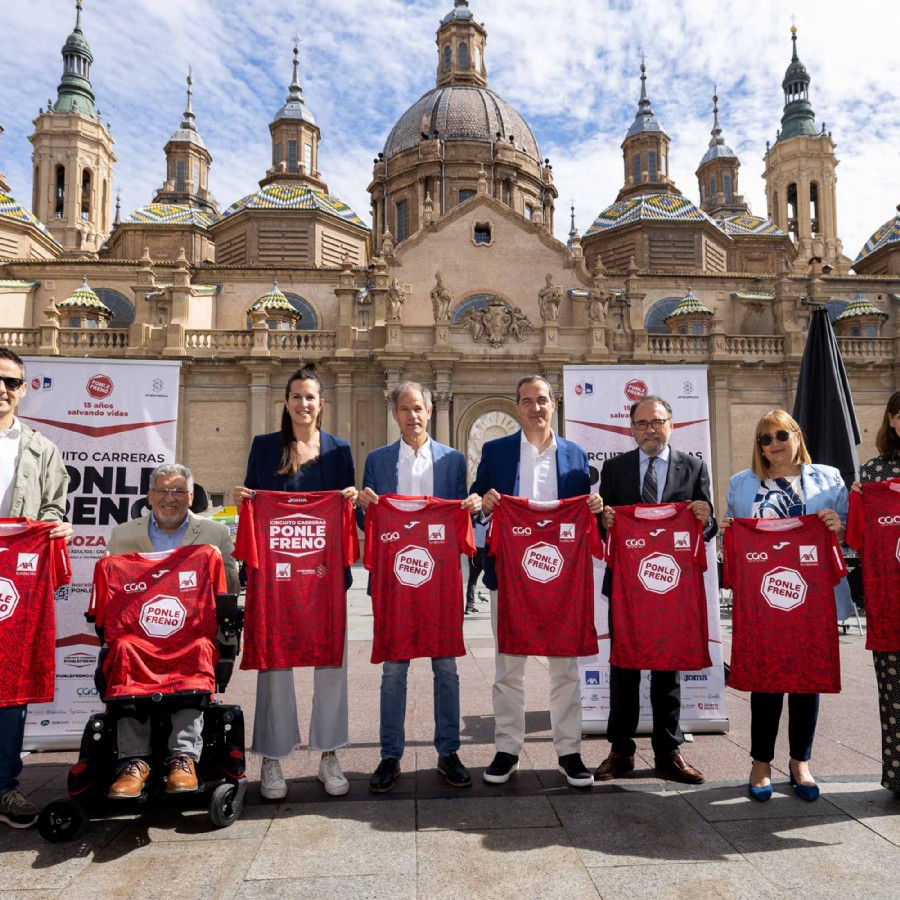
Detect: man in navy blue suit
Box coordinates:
(357, 382, 481, 792)
(471, 375, 604, 788)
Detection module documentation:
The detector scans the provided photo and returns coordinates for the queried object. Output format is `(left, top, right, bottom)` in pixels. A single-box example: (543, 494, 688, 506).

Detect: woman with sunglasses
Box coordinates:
(857, 392, 900, 796)
(722, 409, 849, 802)
(233, 364, 358, 801)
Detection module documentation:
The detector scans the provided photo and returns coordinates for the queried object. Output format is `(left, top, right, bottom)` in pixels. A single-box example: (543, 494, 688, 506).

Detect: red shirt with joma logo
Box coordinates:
(234, 490, 359, 669)
(724, 515, 846, 693)
(606, 502, 710, 671)
(364, 495, 474, 663)
(89, 544, 225, 699)
(0, 519, 71, 706)
(489, 495, 602, 657)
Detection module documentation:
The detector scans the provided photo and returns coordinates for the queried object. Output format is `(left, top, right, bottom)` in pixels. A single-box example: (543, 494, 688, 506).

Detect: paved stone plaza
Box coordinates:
(4, 569, 899, 899)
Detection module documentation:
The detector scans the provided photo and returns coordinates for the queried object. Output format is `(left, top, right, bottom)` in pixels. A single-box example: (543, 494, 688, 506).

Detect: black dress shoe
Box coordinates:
(483, 751, 519, 784)
(368, 757, 400, 793)
(465, 603, 478, 615)
(594, 751, 635, 781)
(558, 753, 594, 788)
(437, 752, 472, 788)
(654, 754, 705, 785)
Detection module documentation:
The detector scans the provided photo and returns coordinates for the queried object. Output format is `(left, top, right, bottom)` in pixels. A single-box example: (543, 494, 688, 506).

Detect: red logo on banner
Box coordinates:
(624, 379, 648, 402)
(574, 384, 583, 396)
(31, 378, 40, 391)
(86, 374, 114, 399)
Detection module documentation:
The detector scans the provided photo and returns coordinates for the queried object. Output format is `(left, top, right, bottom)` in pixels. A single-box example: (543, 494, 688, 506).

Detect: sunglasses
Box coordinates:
(757, 430, 795, 447)
(0, 376, 24, 391)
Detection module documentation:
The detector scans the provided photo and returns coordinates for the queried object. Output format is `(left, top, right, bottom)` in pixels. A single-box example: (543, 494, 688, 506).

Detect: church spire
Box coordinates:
(436, 0, 487, 88)
(54, 0, 98, 118)
(777, 25, 817, 141)
(625, 59, 666, 140)
(273, 38, 316, 125)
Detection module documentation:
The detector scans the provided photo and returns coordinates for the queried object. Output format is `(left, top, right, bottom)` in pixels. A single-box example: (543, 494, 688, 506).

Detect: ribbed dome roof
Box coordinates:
(383, 86, 540, 162)
(221, 183, 367, 229)
(855, 209, 900, 264)
(123, 203, 217, 229)
(0, 191, 60, 244)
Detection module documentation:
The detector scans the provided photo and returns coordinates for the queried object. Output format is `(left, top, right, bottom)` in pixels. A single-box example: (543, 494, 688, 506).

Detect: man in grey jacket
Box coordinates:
(0, 348, 70, 829)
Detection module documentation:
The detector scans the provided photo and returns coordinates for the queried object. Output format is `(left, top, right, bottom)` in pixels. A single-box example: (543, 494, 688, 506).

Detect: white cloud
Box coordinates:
(1, 0, 898, 258)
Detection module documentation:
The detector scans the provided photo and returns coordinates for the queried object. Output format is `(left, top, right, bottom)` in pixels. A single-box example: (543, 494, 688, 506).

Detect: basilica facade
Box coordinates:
(0, 0, 898, 507)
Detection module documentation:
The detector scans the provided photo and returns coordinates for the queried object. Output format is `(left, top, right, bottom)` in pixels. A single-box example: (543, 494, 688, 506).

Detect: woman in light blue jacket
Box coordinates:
(723, 409, 848, 803)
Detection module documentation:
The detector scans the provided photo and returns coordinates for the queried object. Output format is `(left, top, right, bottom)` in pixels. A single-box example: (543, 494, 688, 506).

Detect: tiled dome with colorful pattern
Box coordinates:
(222, 184, 367, 229)
(834, 293, 888, 321)
(247, 282, 298, 315)
(57, 277, 111, 314)
(0, 192, 60, 244)
(123, 203, 218, 229)
(718, 214, 785, 237)
(585, 193, 715, 236)
(664, 289, 713, 320)
(855, 212, 900, 264)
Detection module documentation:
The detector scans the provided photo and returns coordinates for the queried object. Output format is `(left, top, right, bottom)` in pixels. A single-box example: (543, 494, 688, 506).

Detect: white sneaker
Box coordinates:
(260, 757, 287, 800)
(318, 753, 350, 796)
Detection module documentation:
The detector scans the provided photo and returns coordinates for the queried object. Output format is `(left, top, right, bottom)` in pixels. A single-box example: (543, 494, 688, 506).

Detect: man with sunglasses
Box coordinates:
(594, 395, 716, 785)
(102, 463, 239, 799)
(0, 347, 71, 829)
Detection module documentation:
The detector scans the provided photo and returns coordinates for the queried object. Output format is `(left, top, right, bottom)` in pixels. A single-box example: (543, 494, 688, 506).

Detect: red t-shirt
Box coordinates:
(234, 490, 359, 669)
(89, 544, 226, 699)
(606, 502, 710, 671)
(846, 479, 900, 651)
(489, 495, 603, 657)
(364, 495, 474, 663)
(724, 515, 846, 693)
(0, 519, 71, 706)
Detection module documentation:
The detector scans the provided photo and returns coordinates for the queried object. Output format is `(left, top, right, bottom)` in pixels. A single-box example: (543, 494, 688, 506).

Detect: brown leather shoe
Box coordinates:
(165, 755, 199, 793)
(654, 754, 705, 784)
(594, 751, 635, 781)
(107, 758, 151, 799)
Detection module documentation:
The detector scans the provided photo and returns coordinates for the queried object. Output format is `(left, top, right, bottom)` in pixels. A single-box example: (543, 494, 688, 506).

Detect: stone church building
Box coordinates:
(1, 0, 898, 507)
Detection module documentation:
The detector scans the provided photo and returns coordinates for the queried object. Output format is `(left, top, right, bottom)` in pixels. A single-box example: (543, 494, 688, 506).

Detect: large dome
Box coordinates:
(383, 86, 541, 162)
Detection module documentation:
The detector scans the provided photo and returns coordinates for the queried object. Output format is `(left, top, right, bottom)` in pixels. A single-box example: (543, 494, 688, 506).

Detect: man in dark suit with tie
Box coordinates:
(595, 395, 716, 785)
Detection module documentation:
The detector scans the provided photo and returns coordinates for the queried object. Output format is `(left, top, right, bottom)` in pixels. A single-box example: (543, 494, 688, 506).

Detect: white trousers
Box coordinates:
(251, 630, 349, 758)
(490, 590, 582, 757)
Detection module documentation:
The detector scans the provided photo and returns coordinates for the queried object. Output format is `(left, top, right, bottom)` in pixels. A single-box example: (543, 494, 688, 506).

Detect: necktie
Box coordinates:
(642, 458, 658, 505)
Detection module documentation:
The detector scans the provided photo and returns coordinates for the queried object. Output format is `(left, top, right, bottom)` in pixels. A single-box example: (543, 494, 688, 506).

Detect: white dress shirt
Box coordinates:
(397, 436, 434, 496)
(0, 416, 23, 517)
(519, 430, 558, 502)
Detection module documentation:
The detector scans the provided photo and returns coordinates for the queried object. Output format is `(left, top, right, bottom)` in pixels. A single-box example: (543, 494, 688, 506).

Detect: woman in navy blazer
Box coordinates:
(723, 409, 847, 803)
(234, 365, 358, 801)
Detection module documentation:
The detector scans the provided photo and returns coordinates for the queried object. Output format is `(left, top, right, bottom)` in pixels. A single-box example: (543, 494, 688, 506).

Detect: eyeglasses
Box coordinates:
(150, 488, 191, 496)
(632, 418, 670, 431)
(0, 376, 24, 391)
(757, 430, 795, 447)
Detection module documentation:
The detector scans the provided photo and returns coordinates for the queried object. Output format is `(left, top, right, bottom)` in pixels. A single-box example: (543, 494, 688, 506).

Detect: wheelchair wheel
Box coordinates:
(209, 782, 242, 828)
(37, 799, 85, 843)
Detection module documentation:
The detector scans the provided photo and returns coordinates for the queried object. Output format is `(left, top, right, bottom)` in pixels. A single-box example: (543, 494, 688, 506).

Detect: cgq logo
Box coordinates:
(746, 552, 768, 562)
(124, 581, 147, 593)
(380, 531, 400, 543)
(878, 515, 900, 525)
(512, 527, 532, 536)
(625, 538, 646, 548)
(86, 373, 114, 400)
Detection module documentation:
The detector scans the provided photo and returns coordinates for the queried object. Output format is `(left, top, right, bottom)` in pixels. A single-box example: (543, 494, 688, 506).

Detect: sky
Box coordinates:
(1, 0, 898, 262)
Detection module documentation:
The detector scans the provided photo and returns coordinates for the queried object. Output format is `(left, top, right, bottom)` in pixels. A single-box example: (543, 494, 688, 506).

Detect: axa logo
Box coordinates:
(380, 531, 400, 543)
(878, 516, 900, 526)
(625, 538, 646, 548)
(673, 531, 691, 550)
(178, 571, 197, 590)
(124, 581, 147, 593)
(746, 552, 768, 562)
(512, 527, 532, 536)
(559, 523, 575, 541)
(799, 545, 818, 565)
(16, 553, 38, 574)
(428, 524, 445, 542)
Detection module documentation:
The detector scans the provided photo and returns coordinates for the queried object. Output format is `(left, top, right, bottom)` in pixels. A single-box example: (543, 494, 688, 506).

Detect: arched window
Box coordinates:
(55, 165, 66, 218)
(443, 45, 451, 71)
(644, 297, 683, 334)
(786, 183, 798, 237)
(80, 169, 92, 220)
(809, 181, 820, 236)
(283, 292, 319, 330)
(458, 42, 469, 67)
(95, 289, 135, 328)
(631, 154, 641, 185)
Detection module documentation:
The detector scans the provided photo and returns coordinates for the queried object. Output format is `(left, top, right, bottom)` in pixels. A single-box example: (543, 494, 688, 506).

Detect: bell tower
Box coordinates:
(436, 0, 487, 88)
(28, 0, 116, 255)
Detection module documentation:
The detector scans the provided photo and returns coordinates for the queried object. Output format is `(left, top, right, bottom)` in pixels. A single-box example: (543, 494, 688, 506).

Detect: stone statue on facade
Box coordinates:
(431, 272, 453, 321)
(586, 278, 609, 324)
(538, 273, 561, 322)
(508, 307, 533, 342)
(458, 298, 532, 348)
(381, 229, 395, 258)
(386, 277, 406, 321)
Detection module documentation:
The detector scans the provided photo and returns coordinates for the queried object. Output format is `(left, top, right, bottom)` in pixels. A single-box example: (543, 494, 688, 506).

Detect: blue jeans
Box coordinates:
(0, 705, 27, 793)
(380, 658, 460, 759)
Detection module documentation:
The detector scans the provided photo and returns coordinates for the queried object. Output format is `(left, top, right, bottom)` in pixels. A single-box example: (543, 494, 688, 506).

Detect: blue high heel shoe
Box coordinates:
(748, 781, 773, 802)
(789, 760, 820, 801)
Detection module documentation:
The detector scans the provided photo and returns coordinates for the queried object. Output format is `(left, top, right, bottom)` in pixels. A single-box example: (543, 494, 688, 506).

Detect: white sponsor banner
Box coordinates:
(20, 358, 180, 749)
(563, 365, 728, 735)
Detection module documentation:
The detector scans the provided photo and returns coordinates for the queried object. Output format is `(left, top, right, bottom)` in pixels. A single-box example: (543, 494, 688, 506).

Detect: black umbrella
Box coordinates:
(792, 306, 860, 488)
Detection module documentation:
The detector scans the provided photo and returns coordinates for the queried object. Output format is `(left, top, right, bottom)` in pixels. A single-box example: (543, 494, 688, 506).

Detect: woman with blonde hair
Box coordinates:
(723, 409, 849, 802)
